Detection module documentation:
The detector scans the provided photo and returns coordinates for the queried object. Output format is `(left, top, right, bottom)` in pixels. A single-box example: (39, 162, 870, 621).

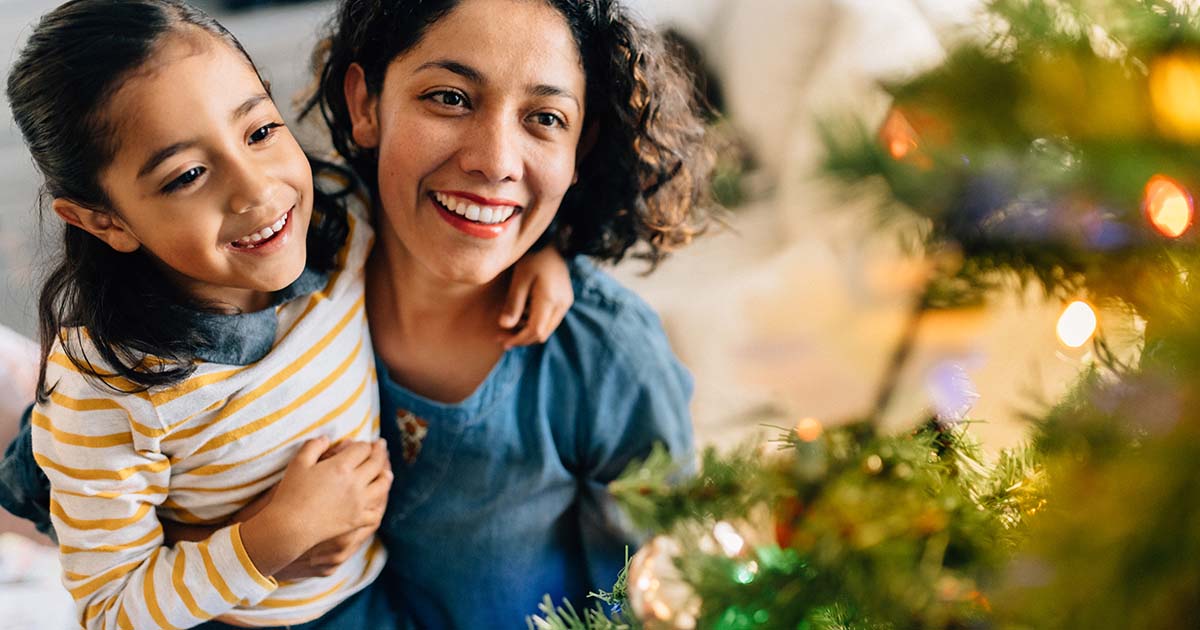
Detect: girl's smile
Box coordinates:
(229, 206, 296, 251)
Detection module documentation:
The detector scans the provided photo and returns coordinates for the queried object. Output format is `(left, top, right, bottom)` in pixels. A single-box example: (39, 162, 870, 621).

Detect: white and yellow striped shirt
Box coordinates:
(32, 195, 385, 629)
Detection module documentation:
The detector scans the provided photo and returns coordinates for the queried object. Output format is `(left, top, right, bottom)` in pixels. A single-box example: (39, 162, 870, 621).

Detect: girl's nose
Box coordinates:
(456, 114, 524, 184)
(227, 154, 279, 214)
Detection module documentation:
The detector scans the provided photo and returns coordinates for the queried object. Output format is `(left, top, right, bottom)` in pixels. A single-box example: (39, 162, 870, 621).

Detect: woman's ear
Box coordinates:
(344, 63, 381, 149)
(51, 199, 140, 253)
(573, 122, 600, 184)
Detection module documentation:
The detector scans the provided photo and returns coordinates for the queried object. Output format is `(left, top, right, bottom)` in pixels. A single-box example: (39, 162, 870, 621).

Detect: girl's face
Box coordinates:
(95, 32, 312, 312)
(346, 0, 586, 287)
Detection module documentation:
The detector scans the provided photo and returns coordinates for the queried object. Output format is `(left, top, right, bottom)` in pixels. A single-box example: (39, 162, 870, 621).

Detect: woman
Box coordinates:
(302, 0, 713, 624)
(2, 0, 714, 625)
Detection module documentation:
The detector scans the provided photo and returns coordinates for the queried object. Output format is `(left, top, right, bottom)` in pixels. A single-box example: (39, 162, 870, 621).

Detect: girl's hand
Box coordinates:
(275, 526, 377, 580)
(240, 437, 392, 576)
(163, 439, 388, 580)
(498, 247, 574, 348)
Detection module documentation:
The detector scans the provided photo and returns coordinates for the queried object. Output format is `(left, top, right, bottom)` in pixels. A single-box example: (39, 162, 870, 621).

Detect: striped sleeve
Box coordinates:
(33, 375, 278, 629)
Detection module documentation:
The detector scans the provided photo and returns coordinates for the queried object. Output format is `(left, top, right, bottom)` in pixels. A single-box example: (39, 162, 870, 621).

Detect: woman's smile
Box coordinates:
(345, 0, 585, 286)
(430, 191, 523, 239)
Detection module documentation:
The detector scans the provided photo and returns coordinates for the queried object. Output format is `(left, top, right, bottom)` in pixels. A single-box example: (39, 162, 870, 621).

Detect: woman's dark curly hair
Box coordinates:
(302, 0, 714, 267)
(8, 0, 350, 399)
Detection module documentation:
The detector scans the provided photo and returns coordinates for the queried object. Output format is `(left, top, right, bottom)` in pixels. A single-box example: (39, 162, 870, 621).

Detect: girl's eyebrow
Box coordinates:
(138, 140, 197, 178)
(231, 93, 271, 121)
(137, 93, 271, 179)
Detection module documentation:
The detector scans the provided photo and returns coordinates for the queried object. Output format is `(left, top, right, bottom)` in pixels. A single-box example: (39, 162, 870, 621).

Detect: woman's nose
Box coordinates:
(457, 114, 524, 184)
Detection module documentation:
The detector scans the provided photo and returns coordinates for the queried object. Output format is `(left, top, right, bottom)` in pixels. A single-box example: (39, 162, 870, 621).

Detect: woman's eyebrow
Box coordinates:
(415, 59, 483, 84)
(528, 84, 579, 109)
(415, 60, 579, 109)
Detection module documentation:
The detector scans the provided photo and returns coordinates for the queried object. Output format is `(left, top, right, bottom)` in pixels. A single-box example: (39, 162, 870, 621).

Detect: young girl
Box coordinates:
(2, 1, 572, 628)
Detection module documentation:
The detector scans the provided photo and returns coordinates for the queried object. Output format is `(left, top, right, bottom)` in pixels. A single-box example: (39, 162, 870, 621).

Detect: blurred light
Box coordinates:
(1150, 52, 1200, 142)
(794, 417, 823, 442)
(712, 521, 745, 557)
(650, 600, 673, 621)
(636, 573, 654, 592)
(879, 108, 920, 160)
(1143, 175, 1193, 238)
(1056, 301, 1098, 348)
(865, 454, 884, 474)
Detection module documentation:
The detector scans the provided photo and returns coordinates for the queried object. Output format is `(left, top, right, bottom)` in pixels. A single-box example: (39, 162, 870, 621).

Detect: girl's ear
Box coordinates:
(344, 63, 381, 149)
(51, 199, 140, 253)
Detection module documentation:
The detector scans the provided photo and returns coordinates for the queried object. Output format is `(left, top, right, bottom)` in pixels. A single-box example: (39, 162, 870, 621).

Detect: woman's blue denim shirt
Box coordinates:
(0, 258, 695, 628)
(375, 257, 694, 628)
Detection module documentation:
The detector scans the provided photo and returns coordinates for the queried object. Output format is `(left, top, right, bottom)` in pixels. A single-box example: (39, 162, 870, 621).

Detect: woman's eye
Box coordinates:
(530, 112, 566, 129)
(425, 90, 470, 108)
(249, 122, 283, 144)
(163, 167, 205, 193)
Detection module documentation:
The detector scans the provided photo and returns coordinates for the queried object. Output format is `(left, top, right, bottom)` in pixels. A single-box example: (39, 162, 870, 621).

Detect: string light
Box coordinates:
(1056, 301, 1098, 348)
(794, 417, 823, 442)
(1150, 52, 1200, 142)
(880, 108, 921, 161)
(1143, 175, 1194, 238)
(711, 522, 746, 557)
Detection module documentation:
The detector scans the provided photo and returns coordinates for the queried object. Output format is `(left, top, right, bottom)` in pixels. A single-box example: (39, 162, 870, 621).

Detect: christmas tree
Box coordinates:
(533, 1, 1200, 628)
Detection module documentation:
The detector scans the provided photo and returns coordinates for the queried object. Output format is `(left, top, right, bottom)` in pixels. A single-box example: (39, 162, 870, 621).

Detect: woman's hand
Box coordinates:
(498, 247, 574, 348)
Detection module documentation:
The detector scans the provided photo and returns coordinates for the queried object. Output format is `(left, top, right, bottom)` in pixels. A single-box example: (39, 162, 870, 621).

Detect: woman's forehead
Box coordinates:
(394, 0, 584, 87)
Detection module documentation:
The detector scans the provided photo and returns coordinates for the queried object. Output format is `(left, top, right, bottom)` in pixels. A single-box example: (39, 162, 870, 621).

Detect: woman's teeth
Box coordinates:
(233, 212, 288, 248)
(434, 192, 517, 224)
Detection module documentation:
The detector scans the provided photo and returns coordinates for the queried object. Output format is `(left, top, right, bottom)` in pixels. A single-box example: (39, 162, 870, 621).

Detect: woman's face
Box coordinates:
(346, 0, 586, 286)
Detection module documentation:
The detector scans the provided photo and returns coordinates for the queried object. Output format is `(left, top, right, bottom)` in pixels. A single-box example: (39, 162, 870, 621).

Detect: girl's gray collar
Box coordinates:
(170, 267, 329, 366)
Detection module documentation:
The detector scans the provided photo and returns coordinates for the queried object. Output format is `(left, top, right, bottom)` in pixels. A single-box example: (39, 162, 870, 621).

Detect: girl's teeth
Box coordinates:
(466, 205, 481, 221)
(234, 211, 288, 247)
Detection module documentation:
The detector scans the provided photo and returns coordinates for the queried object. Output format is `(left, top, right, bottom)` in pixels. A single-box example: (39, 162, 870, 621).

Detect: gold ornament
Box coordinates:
(627, 536, 702, 630)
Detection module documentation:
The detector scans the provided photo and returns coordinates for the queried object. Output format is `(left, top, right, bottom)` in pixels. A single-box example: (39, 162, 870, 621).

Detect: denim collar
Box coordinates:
(172, 267, 329, 366)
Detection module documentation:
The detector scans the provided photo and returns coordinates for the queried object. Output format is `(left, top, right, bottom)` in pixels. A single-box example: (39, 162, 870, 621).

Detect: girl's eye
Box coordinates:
(163, 167, 206, 193)
(423, 90, 470, 109)
(530, 112, 566, 128)
(249, 122, 283, 144)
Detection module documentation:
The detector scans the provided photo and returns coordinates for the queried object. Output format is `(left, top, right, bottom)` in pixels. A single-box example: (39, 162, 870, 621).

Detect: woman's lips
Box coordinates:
(430, 192, 520, 239)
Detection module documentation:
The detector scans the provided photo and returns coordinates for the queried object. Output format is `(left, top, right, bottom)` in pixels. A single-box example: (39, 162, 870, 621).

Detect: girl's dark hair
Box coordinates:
(7, 0, 349, 399)
(303, 0, 714, 267)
